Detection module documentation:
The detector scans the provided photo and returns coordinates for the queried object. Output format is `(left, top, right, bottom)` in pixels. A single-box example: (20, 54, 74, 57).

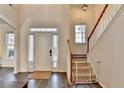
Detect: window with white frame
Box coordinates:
(6, 32, 14, 59)
(28, 34, 34, 69)
(75, 24, 86, 43)
(52, 34, 58, 68)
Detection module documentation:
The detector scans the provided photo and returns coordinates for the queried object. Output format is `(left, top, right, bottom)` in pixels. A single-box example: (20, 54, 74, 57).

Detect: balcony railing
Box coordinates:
(88, 4, 123, 52)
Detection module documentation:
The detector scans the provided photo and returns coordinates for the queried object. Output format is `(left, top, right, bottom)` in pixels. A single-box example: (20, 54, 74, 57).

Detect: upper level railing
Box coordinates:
(87, 4, 123, 53)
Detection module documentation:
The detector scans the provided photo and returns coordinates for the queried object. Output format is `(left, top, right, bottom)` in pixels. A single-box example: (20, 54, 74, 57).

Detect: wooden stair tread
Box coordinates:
(71, 54, 87, 59)
(71, 55, 96, 83)
(73, 69, 91, 74)
(72, 54, 87, 56)
(72, 66, 91, 70)
(72, 61, 86, 63)
(74, 73, 95, 77)
(72, 64, 91, 68)
(71, 62, 90, 66)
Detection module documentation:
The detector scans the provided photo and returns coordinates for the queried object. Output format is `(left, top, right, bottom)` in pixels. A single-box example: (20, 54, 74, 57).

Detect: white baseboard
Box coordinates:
(1, 65, 14, 68)
(20, 70, 28, 72)
(19, 69, 66, 73)
(57, 70, 66, 73)
(65, 72, 73, 85)
(14, 71, 19, 74)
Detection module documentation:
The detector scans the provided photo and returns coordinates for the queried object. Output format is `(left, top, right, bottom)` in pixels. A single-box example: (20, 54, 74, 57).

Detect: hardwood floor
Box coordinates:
(28, 72, 69, 88)
(70, 83, 102, 88)
(0, 67, 29, 81)
(0, 67, 102, 88)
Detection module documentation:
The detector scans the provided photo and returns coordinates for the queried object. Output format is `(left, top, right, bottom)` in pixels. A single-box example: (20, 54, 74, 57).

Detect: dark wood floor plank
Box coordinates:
(0, 67, 102, 88)
(0, 81, 28, 88)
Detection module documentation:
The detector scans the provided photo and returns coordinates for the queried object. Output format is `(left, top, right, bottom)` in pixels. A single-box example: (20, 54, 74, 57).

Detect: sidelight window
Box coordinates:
(6, 32, 14, 59)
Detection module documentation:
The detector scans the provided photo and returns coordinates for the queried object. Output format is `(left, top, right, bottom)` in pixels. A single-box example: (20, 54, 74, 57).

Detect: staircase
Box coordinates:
(71, 54, 96, 83)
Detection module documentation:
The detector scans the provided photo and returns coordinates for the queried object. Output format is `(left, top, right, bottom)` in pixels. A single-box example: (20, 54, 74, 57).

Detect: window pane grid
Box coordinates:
(6, 33, 15, 59)
(75, 25, 86, 43)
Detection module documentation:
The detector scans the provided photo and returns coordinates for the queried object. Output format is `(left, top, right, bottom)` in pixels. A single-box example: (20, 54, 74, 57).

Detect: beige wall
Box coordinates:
(93, 4, 105, 27)
(18, 4, 104, 72)
(88, 7, 124, 87)
(0, 5, 18, 28)
(0, 4, 109, 74)
(19, 5, 70, 72)
(0, 5, 19, 73)
(69, 5, 94, 54)
(68, 4, 105, 54)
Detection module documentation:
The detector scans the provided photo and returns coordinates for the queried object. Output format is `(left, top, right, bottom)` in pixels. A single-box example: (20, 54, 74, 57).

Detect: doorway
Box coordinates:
(28, 28, 58, 72)
(0, 17, 16, 73)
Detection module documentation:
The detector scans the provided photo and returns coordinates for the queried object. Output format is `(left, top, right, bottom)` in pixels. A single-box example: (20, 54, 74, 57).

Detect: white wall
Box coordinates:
(19, 5, 70, 72)
(0, 24, 15, 67)
(88, 7, 124, 87)
(0, 5, 19, 73)
(0, 4, 107, 74)
(69, 5, 94, 54)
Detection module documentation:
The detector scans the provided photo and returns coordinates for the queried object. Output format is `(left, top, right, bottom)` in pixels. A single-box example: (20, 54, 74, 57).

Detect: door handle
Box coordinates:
(49, 49, 52, 56)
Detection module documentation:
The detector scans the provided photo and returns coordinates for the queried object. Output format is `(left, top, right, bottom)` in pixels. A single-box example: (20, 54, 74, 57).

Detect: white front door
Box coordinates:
(34, 33, 52, 71)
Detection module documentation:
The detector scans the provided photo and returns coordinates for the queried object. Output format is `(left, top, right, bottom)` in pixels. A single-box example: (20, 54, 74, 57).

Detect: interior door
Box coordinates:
(34, 33, 52, 71)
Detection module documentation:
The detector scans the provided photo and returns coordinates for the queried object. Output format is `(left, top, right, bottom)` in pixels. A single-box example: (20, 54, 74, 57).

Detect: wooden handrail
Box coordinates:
(87, 4, 109, 53)
(67, 40, 73, 83)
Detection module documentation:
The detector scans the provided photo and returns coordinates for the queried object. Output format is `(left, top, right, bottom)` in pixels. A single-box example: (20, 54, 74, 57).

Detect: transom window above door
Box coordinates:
(30, 28, 57, 32)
